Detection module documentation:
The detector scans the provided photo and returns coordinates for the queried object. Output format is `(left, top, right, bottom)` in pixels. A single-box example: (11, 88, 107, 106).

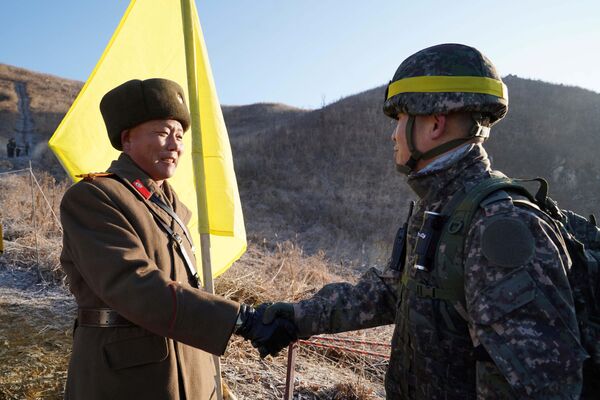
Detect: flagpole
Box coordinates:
(180, 1, 223, 399)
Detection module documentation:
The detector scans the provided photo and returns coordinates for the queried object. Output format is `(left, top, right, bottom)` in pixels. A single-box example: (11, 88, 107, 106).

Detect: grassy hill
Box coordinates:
(230, 76, 600, 264)
(0, 64, 82, 172)
(1, 62, 599, 399)
(1, 64, 599, 265)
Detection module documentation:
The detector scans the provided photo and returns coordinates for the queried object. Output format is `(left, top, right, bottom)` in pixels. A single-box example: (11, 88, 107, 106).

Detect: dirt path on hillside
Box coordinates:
(13, 81, 35, 156)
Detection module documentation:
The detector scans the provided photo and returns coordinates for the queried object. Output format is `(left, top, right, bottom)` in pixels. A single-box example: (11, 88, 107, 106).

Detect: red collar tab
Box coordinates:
(132, 179, 152, 200)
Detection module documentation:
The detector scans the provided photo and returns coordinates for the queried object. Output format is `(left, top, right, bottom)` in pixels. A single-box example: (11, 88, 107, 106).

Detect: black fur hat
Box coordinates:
(100, 78, 191, 150)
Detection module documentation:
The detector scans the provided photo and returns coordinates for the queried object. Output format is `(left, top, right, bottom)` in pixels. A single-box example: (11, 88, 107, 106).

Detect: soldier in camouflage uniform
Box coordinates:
(260, 44, 588, 399)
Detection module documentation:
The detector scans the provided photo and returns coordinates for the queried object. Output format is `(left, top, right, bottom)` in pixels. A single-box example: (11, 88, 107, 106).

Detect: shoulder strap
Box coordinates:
(149, 210, 200, 287)
(390, 201, 415, 271)
(149, 194, 194, 251)
(435, 177, 534, 307)
(76, 172, 115, 181)
(108, 174, 201, 288)
(403, 176, 536, 306)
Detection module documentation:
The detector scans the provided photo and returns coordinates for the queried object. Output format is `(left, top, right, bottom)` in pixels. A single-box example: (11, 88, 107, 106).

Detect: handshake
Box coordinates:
(234, 302, 298, 358)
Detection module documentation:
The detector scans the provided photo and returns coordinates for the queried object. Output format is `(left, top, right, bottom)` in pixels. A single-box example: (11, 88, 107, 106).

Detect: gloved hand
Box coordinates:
(262, 302, 295, 324)
(235, 303, 298, 358)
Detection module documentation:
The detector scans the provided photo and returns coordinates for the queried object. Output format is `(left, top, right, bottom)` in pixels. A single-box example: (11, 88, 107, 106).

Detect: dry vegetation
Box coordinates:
(228, 77, 600, 265)
(0, 172, 390, 399)
(217, 241, 390, 399)
(0, 64, 82, 138)
(2, 62, 599, 398)
(0, 64, 83, 176)
(222, 103, 308, 138)
(0, 171, 71, 399)
(0, 78, 19, 140)
(1, 63, 599, 266)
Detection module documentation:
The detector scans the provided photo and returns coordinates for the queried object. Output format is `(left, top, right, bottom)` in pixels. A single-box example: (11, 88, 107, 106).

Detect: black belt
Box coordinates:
(77, 308, 135, 328)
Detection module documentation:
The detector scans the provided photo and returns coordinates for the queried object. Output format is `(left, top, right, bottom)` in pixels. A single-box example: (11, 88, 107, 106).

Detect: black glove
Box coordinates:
(235, 303, 298, 358)
(262, 302, 295, 324)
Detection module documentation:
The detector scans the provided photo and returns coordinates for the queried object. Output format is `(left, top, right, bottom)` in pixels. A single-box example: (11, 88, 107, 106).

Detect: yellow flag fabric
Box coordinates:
(49, 0, 246, 278)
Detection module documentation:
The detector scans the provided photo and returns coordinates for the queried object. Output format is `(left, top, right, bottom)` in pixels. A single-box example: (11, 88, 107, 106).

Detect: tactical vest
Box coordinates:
(385, 196, 479, 399)
(387, 175, 600, 399)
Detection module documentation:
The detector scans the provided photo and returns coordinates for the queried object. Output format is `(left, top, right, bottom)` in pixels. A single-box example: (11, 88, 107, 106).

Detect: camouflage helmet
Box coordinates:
(383, 43, 508, 126)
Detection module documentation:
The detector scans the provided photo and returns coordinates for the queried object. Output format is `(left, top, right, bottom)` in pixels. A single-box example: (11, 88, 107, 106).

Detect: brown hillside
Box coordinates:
(0, 64, 82, 138)
(222, 103, 308, 137)
(230, 77, 600, 265)
(0, 64, 82, 172)
(1, 63, 599, 265)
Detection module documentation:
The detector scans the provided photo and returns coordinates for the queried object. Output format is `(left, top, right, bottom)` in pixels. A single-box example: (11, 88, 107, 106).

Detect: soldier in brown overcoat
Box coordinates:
(60, 78, 297, 399)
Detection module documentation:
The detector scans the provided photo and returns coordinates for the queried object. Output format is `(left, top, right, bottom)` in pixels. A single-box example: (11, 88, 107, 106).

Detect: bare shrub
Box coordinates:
(216, 240, 349, 306)
(0, 170, 68, 282)
(218, 240, 390, 399)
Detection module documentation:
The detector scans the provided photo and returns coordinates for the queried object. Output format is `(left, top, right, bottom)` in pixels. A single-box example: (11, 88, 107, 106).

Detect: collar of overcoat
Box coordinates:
(107, 153, 190, 227)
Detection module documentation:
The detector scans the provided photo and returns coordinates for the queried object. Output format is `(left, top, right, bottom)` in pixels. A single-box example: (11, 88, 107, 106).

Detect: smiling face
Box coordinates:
(121, 119, 184, 185)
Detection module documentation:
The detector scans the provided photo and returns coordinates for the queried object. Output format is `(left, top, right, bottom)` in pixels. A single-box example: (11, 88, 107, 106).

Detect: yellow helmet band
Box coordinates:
(386, 76, 508, 101)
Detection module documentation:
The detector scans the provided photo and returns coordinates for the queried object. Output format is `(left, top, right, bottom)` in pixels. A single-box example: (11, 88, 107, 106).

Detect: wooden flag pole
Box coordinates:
(180, 1, 223, 399)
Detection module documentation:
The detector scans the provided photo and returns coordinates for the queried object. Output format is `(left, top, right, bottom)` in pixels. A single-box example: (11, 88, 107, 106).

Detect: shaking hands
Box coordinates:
(234, 302, 298, 358)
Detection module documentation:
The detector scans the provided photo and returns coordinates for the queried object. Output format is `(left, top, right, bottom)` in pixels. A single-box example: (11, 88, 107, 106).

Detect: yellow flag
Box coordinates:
(49, 0, 246, 278)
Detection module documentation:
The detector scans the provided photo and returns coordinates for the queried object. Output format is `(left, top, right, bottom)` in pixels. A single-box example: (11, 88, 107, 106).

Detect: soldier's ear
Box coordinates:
(121, 129, 131, 152)
(430, 114, 447, 140)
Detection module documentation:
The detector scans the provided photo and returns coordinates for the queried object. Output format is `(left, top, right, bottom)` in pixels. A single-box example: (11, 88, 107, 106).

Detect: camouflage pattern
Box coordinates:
(561, 210, 600, 398)
(564, 210, 600, 251)
(293, 144, 586, 399)
(293, 266, 401, 337)
(383, 44, 508, 125)
(461, 173, 587, 398)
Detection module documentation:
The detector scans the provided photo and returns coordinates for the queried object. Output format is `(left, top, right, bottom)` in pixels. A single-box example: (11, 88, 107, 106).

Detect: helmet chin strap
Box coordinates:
(396, 113, 490, 175)
(396, 115, 419, 175)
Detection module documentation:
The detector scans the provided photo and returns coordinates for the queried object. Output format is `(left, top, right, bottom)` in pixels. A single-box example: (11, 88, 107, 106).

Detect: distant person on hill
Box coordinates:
(24, 142, 30, 156)
(59, 78, 296, 400)
(6, 138, 16, 158)
(254, 44, 587, 398)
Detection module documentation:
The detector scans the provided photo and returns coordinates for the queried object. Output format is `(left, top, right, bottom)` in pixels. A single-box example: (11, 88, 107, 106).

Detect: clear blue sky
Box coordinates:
(1, 1, 599, 109)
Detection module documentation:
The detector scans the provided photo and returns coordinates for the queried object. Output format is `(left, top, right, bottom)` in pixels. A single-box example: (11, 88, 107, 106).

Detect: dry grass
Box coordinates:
(0, 169, 72, 399)
(0, 79, 18, 113)
(217, 241, 390, 398)
(0, 172, 390, 399)
(0, 273, 74, 399)
(0, 64, 82, 116)
(216, 241, 345, 305)
(0, 170, 67, 283)
(3, 64, 599, 268)
(0, 64, 82, 151)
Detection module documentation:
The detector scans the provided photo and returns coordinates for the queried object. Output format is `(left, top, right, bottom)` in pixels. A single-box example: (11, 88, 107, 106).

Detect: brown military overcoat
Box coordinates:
(60, 154, 239, 400)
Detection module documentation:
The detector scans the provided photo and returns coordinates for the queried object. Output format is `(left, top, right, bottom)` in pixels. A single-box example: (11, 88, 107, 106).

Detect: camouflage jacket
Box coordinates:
(293, 144, 587, 399)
